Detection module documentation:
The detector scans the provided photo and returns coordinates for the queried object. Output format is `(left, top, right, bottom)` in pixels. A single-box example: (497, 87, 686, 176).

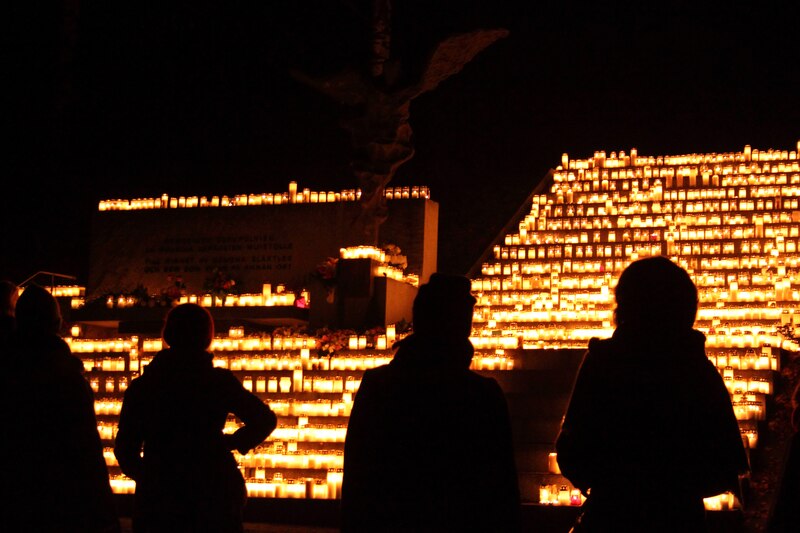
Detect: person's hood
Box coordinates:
(391, 333, 474, 370)
(610, 324, 707, 359)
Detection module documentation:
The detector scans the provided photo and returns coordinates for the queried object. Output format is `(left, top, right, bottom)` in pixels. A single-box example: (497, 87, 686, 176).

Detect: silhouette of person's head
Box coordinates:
(412, 273, 477, 339)
(15, 284, 62, 335)
(162, 303, 214, 351)
(0, 280, 18, 318)
(615, 256, 698, 332)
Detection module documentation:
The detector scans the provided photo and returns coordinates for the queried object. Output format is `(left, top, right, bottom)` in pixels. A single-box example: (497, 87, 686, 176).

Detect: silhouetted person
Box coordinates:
(0, 284, 119, 532)
(342, 273, 520, 532)
(557, 257, 748, 532)
(0, 280, 18, 345)
(768, 381, 800, 532)
(115, 303, 277, 533)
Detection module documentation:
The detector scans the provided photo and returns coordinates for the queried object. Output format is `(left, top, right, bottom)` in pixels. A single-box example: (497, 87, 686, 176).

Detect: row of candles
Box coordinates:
(70, 333, 400, 358)
(235, 445, 343, 470)
(553, 184, 800, 213)
(721, 373, 773, 396)
(548, 190, 800, 218)
(252, 400, 352, 418)
(707, 347, 780, 372)
(218, 353, 394, 372)
(478, 275, 800, 300)
(501, 228, 800, 254)
(474, 274, 798, 302)
(562, 143, 798, 170)
(98, 185, 431, 211)
(542, 190, 800, 222)
(241, 372, 361, 395)
(552, 169, 800, 198)
(482, 255, 800, 278)
(107, 291, 301, 309)
(551, 183, 800, 209)
(244, 470, 343, 499)
(470, 328, 794, 352)
(109, 473, 346, 500)
(493, 235, 800, 260)
(502, 229, 800, 253)
(477, 256, 800, 280)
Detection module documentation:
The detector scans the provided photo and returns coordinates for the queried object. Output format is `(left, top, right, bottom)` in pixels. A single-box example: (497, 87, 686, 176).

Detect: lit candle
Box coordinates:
(548, 452, 561, 474)
(539, 485, 550, 504)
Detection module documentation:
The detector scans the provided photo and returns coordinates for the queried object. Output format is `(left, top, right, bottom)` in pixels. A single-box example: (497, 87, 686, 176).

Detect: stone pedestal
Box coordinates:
(309, 258, 416, 330)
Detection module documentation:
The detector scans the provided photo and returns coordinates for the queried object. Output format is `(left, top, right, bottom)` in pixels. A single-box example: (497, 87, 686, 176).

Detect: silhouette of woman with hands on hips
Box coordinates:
(115, 303, 277, 533)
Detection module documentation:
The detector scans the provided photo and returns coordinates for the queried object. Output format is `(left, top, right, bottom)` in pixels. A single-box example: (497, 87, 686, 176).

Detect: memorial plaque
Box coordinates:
(87, 199, 437, 301)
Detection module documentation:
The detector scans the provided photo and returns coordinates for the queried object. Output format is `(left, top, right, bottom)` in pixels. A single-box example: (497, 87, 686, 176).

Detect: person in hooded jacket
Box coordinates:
(341, 273, 520, 532)
(114, 303, 276, 533)
(0, 284, 119, 532)
(556, 257, 749, 532)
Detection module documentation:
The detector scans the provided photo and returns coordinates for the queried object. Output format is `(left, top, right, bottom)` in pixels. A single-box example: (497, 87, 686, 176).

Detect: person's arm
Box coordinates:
(556, 348, 599, 494)
(114, 382, 145, 480)
(221, 371, 277, 454)
(63, 357, 120, 532)
(688, 361, 749, 497)
(484, 378, 521, 531)
(341, 370, 383, 532)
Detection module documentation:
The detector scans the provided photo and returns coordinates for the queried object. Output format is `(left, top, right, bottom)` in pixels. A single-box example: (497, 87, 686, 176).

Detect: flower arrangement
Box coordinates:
(382, 244, 408, 270)
(316, 327, 355, 356)
(313, 257, 339, 303)
(364, 326, 385, 347)
(273, 325, 309, 338)
(314, 257, 339, 286)
(162, 276, 186, 304)
(203, 268, 238, 300)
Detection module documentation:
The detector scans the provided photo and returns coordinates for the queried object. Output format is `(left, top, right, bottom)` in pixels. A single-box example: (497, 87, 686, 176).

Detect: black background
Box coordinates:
(5, 0, 799, 285)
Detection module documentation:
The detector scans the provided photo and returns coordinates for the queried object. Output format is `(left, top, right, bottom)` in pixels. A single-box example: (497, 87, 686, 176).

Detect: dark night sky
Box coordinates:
(5, 0, 799, 287)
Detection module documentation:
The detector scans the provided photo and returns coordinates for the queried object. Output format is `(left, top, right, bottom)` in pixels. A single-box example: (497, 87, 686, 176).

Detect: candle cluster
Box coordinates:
(102, 284, 306, 309)
(98, 183, 430, 211)
(339, 246, 419, 286)
(45, 285, 85, 298)
(72, 324, 514, 498)
(472, 144, 799, 457)
(471, 143, 798, 508)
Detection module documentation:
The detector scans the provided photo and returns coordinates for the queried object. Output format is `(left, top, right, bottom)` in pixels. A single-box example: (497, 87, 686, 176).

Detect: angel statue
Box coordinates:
(294, 0, 507, 243)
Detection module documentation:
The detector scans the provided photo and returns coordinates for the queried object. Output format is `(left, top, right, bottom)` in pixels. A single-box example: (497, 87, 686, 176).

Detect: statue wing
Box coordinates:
(405, 28, 509, 99)
(291, 67, 369, 106)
